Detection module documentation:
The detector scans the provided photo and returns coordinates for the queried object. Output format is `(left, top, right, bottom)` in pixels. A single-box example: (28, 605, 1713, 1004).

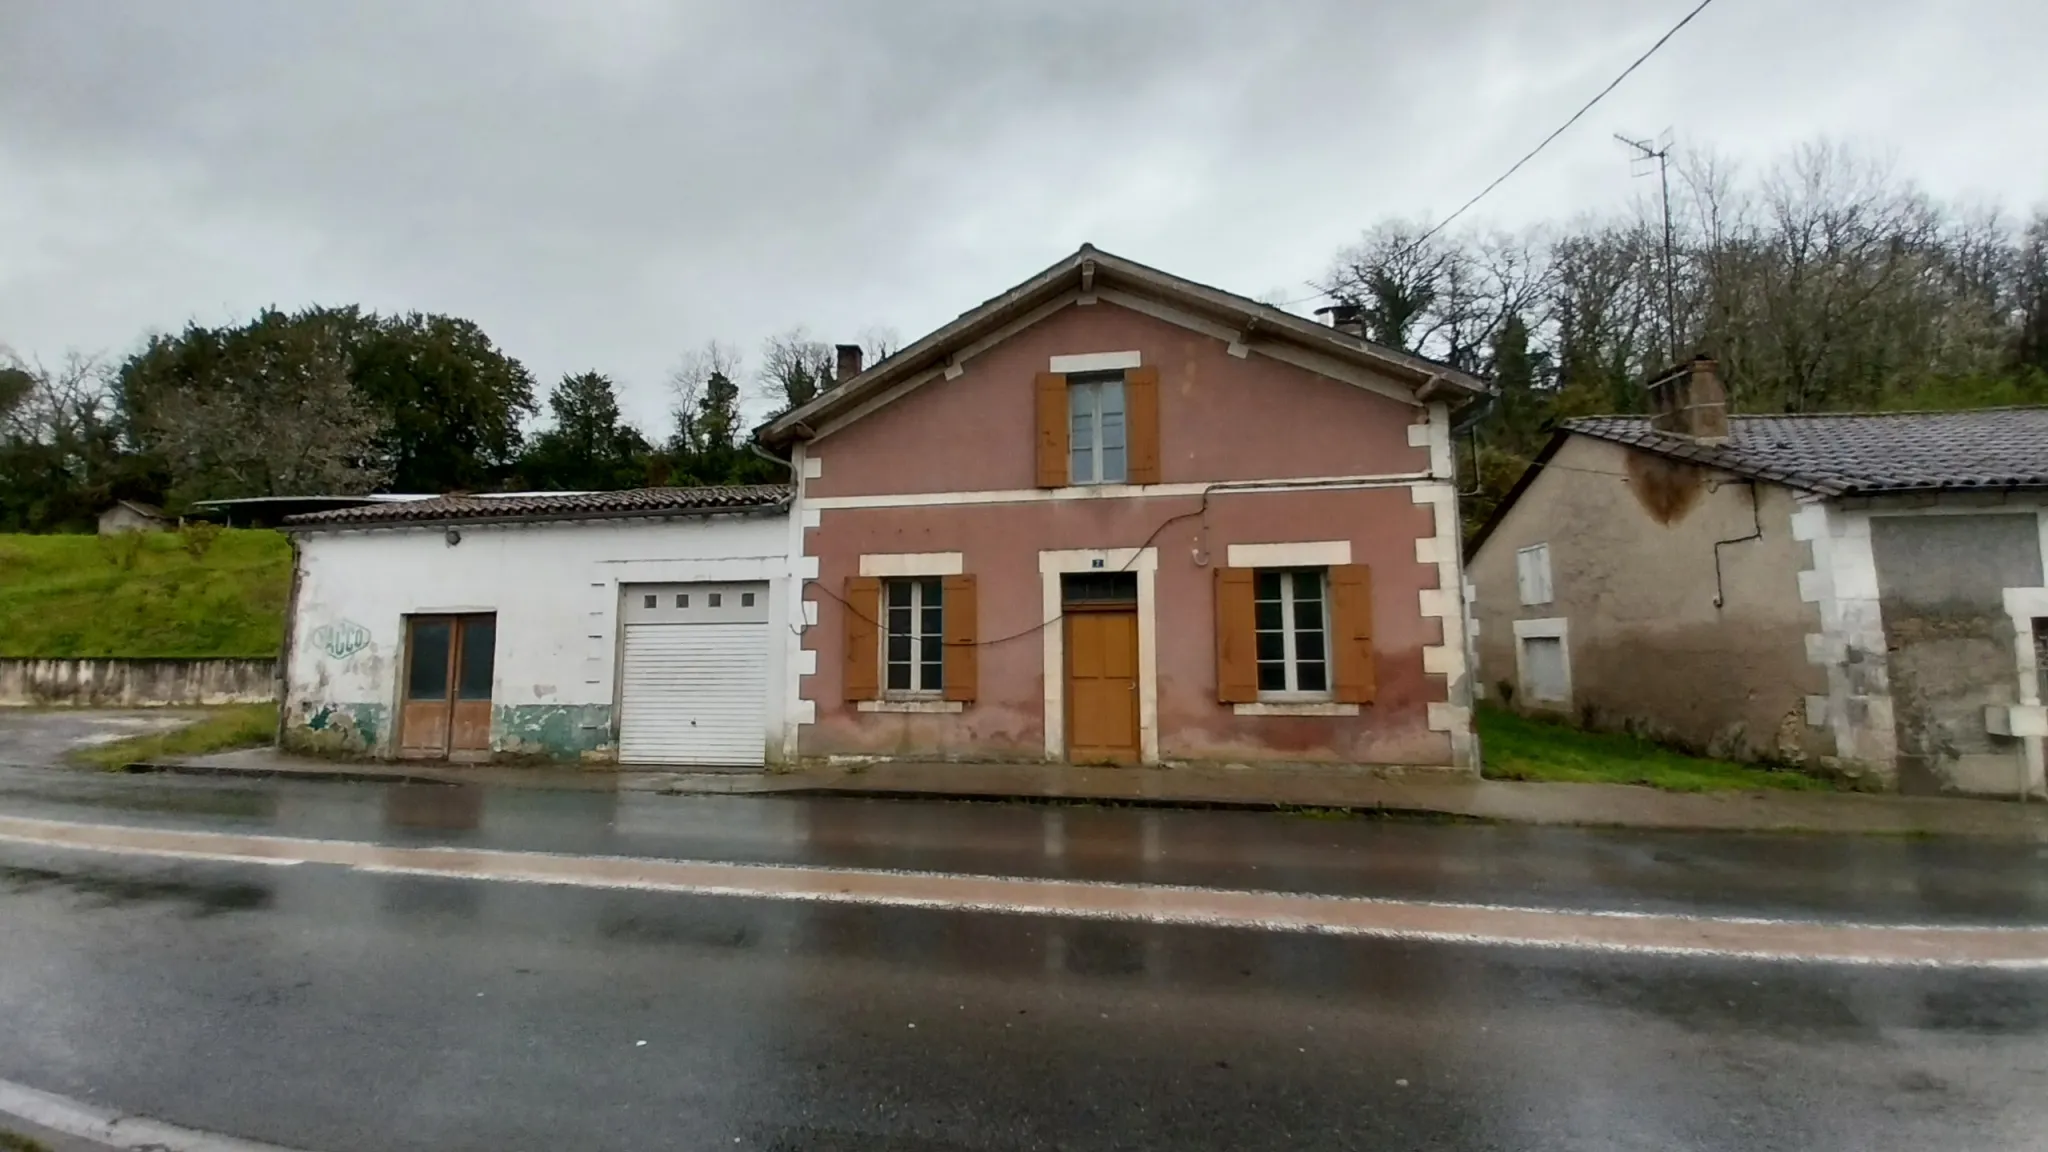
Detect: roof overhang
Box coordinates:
(757, 245, 1488, 448)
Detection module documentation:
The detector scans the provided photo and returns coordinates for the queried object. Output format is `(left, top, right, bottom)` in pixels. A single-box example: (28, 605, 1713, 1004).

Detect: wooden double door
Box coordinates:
(1065, 600, 1141, 765)
(400, 614, 496, 760)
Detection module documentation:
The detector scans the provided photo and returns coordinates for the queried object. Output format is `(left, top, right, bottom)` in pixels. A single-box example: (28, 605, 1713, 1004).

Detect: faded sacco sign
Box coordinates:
(309, 620, 371, 660)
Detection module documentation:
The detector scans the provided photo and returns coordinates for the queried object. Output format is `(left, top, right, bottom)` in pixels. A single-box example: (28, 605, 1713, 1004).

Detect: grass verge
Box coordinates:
(0, 529, 290, 659)
(69, 703, 278, 770)
(1478, 705, 1839, 792)
(1, 1131, 53, 1152)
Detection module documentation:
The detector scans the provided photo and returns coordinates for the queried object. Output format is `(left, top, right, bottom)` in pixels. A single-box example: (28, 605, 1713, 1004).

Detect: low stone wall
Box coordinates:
(0, 658, 279, 707)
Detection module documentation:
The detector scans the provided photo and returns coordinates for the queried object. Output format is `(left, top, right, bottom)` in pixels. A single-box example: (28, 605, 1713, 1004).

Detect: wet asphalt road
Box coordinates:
(3, 762, 2048, 925)
(3, 709, 2048, 1150)
(2, 841, 2046, 1152)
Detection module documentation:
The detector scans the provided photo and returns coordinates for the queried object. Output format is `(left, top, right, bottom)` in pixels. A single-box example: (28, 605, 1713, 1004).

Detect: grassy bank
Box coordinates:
(0, 529, 291, 658)
(1478, 705, 1839, 792)
(68, 703, 278, 770)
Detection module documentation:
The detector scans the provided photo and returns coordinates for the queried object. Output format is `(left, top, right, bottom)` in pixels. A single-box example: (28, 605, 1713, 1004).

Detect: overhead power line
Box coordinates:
(1278, 0, 1721, 315)
(1407, 0, 1722, 253)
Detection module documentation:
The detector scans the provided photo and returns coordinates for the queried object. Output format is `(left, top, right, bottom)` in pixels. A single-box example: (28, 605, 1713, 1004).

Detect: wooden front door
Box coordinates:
(399, 614, 496, 760)
(1066, 607, 1140, 764)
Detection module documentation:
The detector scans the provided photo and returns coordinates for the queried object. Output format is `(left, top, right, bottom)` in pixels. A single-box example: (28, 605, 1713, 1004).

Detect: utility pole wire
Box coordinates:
(1402, 0, 1722, 255)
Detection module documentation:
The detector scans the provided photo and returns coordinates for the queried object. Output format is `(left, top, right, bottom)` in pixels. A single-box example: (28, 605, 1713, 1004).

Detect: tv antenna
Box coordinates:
(1616, 129, 1679, 361)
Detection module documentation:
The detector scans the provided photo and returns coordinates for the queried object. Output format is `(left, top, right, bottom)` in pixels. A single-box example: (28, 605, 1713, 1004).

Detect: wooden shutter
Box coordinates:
(1035, 372, 1068, 488)
(1330, 564, 1377, 705)
(941, 574, 978, 703)
(1124, 365, 1161, 484)
(1214, 567, 1258, 703)
(842, 575, 881, 702)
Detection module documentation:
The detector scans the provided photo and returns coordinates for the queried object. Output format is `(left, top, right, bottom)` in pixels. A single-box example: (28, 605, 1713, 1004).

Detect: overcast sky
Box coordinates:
(3, 0, 2045, 429)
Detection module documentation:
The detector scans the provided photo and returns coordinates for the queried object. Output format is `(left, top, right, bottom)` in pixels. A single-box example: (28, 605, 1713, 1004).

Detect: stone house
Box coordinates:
(97, 500, 169, 534)
(1468, 356, 2048, 798)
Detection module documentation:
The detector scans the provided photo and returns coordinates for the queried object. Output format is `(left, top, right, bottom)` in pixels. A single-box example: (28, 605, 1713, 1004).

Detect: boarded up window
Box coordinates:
(1515, 543, 1553, 607)
(1521, 635, 1569, 703)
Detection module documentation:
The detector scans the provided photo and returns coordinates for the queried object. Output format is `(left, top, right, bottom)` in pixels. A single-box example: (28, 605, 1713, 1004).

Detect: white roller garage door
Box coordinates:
(618, 582, 769, 766)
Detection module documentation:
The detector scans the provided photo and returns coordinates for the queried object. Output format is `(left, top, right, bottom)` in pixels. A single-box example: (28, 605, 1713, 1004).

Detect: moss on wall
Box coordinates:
(282, 701, 388, 756)
(493, 704, 615, 763)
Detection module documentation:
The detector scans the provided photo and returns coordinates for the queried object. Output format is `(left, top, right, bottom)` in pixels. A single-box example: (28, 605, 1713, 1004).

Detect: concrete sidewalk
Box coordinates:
(122, 746, 2048, 841)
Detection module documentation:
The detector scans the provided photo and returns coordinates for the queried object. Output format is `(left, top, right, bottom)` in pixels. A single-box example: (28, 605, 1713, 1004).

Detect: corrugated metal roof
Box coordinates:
(1564, 408, 2048, 496)
(284, 485, 792, 528)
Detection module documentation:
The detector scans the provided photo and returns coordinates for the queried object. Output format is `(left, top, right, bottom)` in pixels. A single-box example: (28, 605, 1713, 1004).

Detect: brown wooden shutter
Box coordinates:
(1330, 564, 1377, 705)
(1124, 365, 1161, 484)
(842, 575, 881, 702)
(1035, 372, 1068, 488)
(941, 573, 978, 703)
(1214, 566, 1258, 703)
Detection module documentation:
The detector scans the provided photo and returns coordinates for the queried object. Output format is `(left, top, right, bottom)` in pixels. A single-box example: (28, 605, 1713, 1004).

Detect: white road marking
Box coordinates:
(1, 813, 2045, 969)
(0, 1075, 309, 1152)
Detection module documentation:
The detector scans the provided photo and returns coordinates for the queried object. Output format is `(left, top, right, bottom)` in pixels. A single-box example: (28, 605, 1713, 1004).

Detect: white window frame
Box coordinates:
(1067, 372, 1128, 486)
(1516, 543, 1553, 607)
(1254, 567, 1333, 703)
(1512, 617, 1572, 707)
(882, 576, 945, 699)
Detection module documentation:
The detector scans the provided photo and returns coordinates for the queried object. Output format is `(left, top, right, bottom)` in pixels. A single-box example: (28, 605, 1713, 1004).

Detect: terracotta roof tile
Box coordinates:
(284, 485, 791, 528)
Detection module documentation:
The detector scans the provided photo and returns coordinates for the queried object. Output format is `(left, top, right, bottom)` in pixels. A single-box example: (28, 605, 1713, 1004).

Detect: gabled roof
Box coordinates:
(1467, 406, 2048, 557)
(756, 244, 1487, 446)
(284, 485, 791, 530)
(108, 500, 166, 519)
(1567, 409, 2048, 497)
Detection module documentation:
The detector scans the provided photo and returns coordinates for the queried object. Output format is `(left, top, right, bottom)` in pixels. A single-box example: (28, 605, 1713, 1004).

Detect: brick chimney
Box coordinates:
(1646, 354, 1729, 443)
(834, 343, 863, 384)
(1313, 303, 1366, 339)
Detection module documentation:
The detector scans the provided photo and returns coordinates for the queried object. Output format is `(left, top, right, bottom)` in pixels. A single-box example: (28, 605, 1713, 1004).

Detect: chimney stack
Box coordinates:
(1314, 302, 1366, 339)
(834, 343, 863, 384)
(1646, 355, 1729, 443)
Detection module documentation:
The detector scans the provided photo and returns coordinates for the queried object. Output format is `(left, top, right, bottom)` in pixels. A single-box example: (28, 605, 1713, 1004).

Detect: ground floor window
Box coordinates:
(885, 577, 944, 694)
(1255, 568, 1329, 698)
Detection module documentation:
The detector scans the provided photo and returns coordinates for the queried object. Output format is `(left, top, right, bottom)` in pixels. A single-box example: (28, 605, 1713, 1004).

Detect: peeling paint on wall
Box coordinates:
(493, 704, 615, 763)
(282, 702, 387, 756)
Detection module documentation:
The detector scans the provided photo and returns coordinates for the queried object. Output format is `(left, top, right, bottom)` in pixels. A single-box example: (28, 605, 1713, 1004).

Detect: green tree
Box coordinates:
(517, 372, 652, 490)
(348, 312, 536, 492)
(120, 311, 388, 502)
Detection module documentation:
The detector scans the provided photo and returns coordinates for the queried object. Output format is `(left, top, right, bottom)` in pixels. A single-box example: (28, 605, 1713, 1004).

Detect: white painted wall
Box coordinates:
(287, 511, 793, 760)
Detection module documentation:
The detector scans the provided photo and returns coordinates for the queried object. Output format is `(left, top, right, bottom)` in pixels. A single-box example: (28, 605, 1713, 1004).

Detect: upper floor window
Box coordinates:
(1068, 372, 1127, 485)
(1516, 543, 1553, 607)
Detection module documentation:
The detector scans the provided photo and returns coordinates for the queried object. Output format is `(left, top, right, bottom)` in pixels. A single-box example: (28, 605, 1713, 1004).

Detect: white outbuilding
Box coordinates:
(279, 485, 801, 767)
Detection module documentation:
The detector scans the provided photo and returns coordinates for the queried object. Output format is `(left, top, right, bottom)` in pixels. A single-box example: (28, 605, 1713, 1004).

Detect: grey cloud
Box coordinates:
(3, 0, 2044, 429)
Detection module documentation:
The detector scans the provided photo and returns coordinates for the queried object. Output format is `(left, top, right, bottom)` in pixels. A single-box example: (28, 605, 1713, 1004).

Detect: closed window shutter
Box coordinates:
(941, 573, 978, 702)
(1214, 567, 1258, 703)
(1125, 365, 1161, 484)
(842, 575, 881, 702)
(1035, 372, 1068, 487)
(1330, 564, 1377, 704)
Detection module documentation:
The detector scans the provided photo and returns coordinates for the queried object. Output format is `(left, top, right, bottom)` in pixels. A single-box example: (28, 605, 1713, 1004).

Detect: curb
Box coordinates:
(0, 1078, 308, 1152)
(120, 761, 464, 788)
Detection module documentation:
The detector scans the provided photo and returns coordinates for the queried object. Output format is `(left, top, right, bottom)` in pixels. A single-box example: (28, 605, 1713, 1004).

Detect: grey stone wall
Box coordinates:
(1870, 513, 2039, 795)
(0, 659, 279, 707)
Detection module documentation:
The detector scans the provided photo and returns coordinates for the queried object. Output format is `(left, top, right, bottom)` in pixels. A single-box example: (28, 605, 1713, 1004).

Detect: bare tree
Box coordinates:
(757, 327, 833, 412)
(666, 340, 742, 453)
